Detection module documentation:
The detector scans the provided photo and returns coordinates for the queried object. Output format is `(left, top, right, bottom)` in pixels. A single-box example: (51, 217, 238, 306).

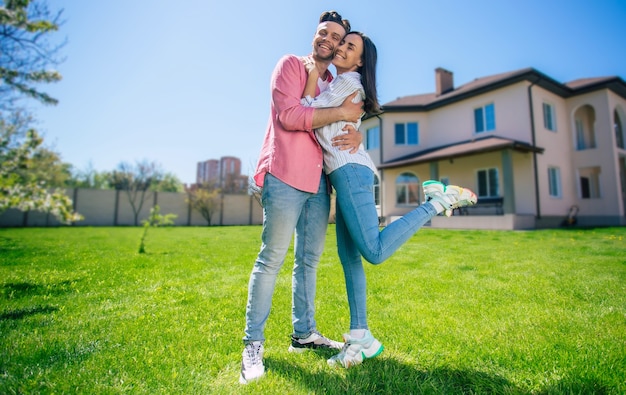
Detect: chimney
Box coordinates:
(435, 67, 454, 96)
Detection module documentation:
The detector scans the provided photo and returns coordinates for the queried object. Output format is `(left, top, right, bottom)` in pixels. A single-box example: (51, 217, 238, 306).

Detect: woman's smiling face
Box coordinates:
(332, 33, 363, 74)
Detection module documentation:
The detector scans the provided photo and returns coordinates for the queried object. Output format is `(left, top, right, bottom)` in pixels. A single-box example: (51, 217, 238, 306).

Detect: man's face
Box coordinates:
(311, 21, 346, 62)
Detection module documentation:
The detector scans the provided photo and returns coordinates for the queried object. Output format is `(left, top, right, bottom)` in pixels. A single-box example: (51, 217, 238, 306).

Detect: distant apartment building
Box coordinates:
(361, 67, 626, 229)
(196, 156, 247, 192)
(196, 159, 219, 185)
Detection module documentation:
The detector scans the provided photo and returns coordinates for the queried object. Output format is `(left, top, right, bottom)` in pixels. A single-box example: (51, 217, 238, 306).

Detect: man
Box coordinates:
(240, 10, 363, 384)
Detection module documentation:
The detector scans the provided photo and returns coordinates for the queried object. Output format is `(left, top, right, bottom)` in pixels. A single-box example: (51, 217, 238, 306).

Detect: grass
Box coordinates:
(0, 225, 625, 394)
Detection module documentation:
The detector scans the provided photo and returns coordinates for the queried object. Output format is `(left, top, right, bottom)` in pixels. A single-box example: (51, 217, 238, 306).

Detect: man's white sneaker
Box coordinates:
(288, 330, 343, 353)
(422, 180, 477, 217)
(327, 330, 384, 368)
(239, 341, 264, 384)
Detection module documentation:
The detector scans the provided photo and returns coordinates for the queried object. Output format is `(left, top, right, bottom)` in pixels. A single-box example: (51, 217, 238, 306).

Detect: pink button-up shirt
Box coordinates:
(253, 54, 333, 194)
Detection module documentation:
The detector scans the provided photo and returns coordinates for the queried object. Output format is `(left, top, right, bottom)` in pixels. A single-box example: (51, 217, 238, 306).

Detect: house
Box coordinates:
(361, 67, 626, 230)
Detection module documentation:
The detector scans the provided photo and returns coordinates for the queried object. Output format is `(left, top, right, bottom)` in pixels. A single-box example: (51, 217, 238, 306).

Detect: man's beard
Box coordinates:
(313, 42, 334, 62)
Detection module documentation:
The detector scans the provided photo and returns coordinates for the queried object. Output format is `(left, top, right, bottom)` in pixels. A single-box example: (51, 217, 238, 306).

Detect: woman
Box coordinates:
(302, 32, 477, 368)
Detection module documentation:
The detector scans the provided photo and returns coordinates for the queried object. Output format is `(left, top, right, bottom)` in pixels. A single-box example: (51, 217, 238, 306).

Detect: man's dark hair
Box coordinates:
(319, 10, 350, 33)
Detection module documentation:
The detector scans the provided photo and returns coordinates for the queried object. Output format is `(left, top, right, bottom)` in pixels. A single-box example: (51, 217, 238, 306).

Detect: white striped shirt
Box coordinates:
(301, 71, 378, 175)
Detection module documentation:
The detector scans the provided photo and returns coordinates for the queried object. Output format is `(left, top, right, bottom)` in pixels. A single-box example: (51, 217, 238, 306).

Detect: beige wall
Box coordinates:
(75, 188, 117, 226)
(511, 151, 537, 215)
(428, 84, 533, 145)
(379, 82, 535, 166)
(0, 189, 264, 227)
(156, 191, 192, 226)
(222, 194, 256, 226)
(567, 91, 622, 217)
(533, 85, 576, 217)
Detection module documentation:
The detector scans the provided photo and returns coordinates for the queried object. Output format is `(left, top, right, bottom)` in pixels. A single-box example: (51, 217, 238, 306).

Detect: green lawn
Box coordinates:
(1, 226, 625, 394)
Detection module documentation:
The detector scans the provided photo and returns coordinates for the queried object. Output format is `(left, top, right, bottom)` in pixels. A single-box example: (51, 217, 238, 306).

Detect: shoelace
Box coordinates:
(244, 344, 262, 366)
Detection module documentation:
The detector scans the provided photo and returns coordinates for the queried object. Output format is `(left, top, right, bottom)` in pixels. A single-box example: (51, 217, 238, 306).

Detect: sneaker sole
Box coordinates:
(328, 341, 384, 369)
(288, 343, 342, 353)
(239, 372, 264, 385)
(448, 187, 478, 207)
(288, 345, 309, 353)
(362, 340, 384, 360)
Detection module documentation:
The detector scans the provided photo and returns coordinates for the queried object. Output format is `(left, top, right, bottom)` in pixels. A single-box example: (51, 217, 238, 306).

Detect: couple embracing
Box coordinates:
(240, 9, 477, 384)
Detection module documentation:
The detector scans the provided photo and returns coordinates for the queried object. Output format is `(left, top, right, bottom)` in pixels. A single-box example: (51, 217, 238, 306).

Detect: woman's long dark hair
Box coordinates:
(350, 31, 380, 115)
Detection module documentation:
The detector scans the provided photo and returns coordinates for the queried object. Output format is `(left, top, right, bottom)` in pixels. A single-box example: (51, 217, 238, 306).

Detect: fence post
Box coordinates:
(114, 189, 120, 226)
(219, 193, 224, 226)
(248, 194, 253, 225)
(187, 195, 192, 226)
(73, 188, 78, 226)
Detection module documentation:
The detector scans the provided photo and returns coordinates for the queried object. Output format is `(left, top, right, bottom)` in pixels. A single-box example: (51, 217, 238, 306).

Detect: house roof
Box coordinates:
(378, 68, 626, 113)
(378, 136, 544, 169)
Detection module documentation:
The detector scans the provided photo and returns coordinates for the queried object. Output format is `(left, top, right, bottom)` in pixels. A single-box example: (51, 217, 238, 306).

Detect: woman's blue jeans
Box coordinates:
(329, 164, 437, 330)
(243, 173, 330, 343)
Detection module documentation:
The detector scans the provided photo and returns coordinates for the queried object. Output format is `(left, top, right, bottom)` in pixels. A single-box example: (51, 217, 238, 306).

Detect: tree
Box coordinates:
(157, 172, 184, 193)
(0, 2, 78, 224)
(25, 146, 71, 186)
(0, 0, 65, 114)
(110, 160, 164, 226)
(248, 176, 262, 207)
(66, 162, 112, 189)
(3, 111, 71, 187)
(0, 117, 81, 223)
(138, 205, 176, 254)
(186, 183, 221, 226)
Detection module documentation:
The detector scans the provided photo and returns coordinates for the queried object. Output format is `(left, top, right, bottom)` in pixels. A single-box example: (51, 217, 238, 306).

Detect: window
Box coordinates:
(543, 102, 556, 131)
(477, 168, 499, 197)
(574, 105, 596, 150)
(394, 122, 419, 145)
(575, 119, 585, 150)
(548, 167, 561, 198)
(373, 174, 380, 205)
(474, 103, 495, 133)
(366, 126, 380, 150)
(579, 167, 601, 199)
(615, 110, 624, 149)
(395, 172, 419, 205)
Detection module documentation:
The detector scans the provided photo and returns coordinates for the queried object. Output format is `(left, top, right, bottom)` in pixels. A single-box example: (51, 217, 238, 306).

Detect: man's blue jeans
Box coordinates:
(329, 164, 437, 329)
(243, 173, 330, 343)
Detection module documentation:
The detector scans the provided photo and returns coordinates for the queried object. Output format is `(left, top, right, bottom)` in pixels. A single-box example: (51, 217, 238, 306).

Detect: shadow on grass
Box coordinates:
(539, 379, 612, 395)
(0, 305, 59, 321)
(1, 280, 78, 299)
(266, 354, 523, 394)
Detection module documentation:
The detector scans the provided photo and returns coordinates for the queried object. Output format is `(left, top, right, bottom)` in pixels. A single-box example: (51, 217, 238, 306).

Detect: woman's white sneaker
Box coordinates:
(422, 180, 477, 216)
(327, 330, 384, 368)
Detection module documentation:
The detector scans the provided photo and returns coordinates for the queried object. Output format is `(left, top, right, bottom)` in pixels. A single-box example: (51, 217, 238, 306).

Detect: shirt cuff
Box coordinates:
(301, 95, 314, 107)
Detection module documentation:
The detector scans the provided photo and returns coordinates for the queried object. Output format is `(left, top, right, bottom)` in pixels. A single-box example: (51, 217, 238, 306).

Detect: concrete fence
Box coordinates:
(0, 188, 264, 227)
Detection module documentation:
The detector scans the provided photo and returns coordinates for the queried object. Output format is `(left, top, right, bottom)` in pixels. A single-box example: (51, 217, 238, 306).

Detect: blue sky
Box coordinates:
(35, 0, 626, 184)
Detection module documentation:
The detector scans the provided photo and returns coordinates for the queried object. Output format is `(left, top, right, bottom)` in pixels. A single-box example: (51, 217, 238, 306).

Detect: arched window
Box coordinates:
(615, 110, 624, 149)
(574, 105, 596, 150)
(396, 172, 419, 205)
